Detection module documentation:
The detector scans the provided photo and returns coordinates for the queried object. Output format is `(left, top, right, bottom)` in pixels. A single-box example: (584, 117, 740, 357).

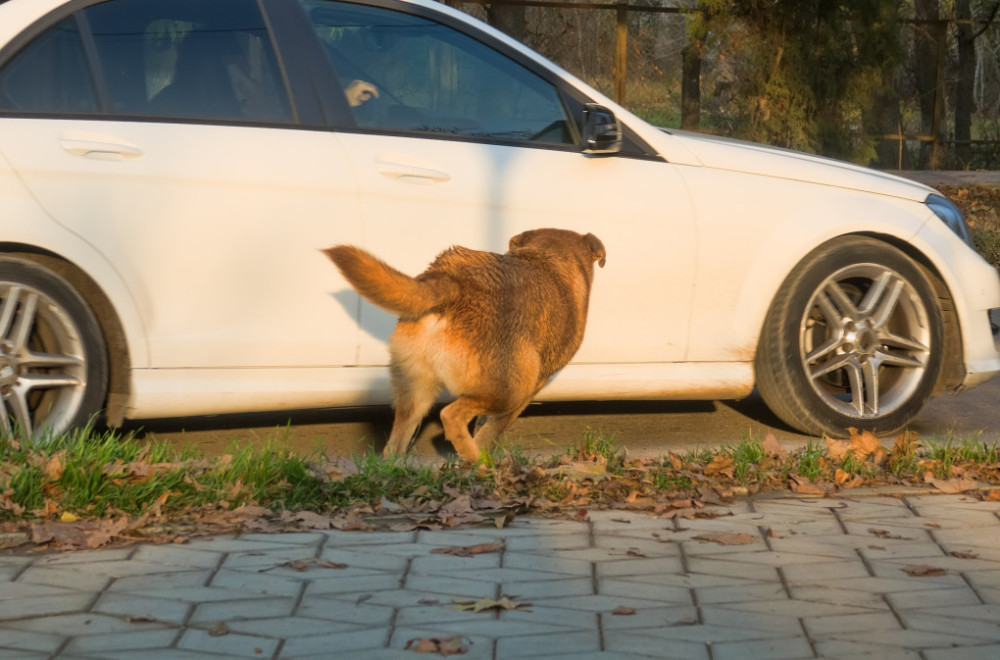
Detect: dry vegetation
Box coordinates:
(941, 184, 1000, 268)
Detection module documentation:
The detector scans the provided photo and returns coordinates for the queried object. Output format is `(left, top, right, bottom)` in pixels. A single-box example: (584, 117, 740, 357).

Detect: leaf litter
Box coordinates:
(1, 427, 999, 554)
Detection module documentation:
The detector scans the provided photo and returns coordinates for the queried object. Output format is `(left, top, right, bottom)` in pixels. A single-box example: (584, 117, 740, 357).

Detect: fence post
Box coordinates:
(615, 2, 627, 105)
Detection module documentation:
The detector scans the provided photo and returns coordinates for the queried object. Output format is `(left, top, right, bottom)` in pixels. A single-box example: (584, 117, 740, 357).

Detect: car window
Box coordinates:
(0, 17, 98, 114)
(0, 0, 292, 123)
(300, 0, 576, 145)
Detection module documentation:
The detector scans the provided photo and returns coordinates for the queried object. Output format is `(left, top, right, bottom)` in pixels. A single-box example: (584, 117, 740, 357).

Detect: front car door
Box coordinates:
(296, 0, 697, 368)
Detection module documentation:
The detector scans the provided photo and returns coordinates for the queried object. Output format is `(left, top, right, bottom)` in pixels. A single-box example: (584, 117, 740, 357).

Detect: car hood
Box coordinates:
(659, 129, 936, 203)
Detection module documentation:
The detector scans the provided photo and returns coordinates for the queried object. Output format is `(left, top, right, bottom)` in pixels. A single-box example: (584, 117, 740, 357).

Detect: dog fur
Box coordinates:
(323, 228, 606, 461)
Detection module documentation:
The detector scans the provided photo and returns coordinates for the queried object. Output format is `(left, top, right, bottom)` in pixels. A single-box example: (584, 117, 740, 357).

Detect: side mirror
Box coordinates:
(582, 104, 622, 155)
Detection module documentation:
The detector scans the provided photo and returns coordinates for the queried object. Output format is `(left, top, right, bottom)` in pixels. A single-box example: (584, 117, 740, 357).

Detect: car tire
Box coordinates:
(755, 236, 943, 438)
(0, 257, 108, 440)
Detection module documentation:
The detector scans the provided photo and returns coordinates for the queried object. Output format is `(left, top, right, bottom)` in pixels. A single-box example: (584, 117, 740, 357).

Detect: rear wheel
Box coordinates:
(0, 258, 107, 440)
(755, 237, 943, 437)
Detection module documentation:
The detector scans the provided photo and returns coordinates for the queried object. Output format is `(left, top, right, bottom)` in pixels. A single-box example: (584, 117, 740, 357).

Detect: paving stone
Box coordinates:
(598, 604, 699, 630)
(615, 572, 762, 590)
(62, 628, 181, 654)
(32, 548, 135, 566)
(802, 609, 902, 636)
(224, 615, 363, 637)
(779, 558, 873, 583)
(789, 574, 967, 594)
(602, 629, 709, 659)
(303, 571, 403, 596)
(188, 596, 296, 624)
(683, 557, 781, 582)
(886, 586, 984, 610)
(692, 581, 787, 605)
(92, 592, 191, 624)
(786, 584, 892, 610)
(698, 605, 804, 635)
(709, 635, 813, 660)
(1, 612, 168, 636)
(107, 569, 214, 593)
(444, 565, 587, 584)
(502, 532, 592, 552)
(827, 628, 987, 649)
(502, 604, 600, 629)
(15, 566, 112, 592)
(402, 574, 501, 599)
(593, 536, 682, 558)
(924, 527, 1000, 550)
(813, 638, 922, 659)
(318, 546, 410, 572)
(85, 649, 247, 659)
(765, 537, 867, 560)
(236, 531, 330, 545)
(0, 594, 97, 626)
(177, 627, 279, 657)
(897, 611, 1000, 642)
(501, 576, 594, 599)
(294, 595, 395, 626)
(0, 627, 65, 652)
(387, 626, 492, 659)
(719, 597, 882, 620)
(188, 535, 323, 551)
(596, 577, 692, 604)
(923, 644, 1000, 660)
(596, 556, 684, 578)
(531, 593, 685, 613)
(494, 628, 601, 657)
(209, 568, 306, 597)
(131, 544, 225, 569)
(322, 530, 417, 546)
(909, 604, 1000, 622)
(433, 614, 582, 638)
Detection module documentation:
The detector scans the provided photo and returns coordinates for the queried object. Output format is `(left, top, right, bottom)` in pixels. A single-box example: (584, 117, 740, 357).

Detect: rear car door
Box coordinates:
(0, 0, 363, 370)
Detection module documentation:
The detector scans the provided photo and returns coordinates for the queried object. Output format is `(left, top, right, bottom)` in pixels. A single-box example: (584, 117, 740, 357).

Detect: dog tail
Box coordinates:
(322, 245, 451, 318)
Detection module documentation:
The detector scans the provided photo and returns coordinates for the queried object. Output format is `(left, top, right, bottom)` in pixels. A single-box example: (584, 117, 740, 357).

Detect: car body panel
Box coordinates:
(0, 0, 997, 428)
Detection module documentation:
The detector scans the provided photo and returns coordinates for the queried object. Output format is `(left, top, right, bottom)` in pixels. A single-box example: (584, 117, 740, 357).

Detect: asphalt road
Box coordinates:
(130, 374, 1000, 460)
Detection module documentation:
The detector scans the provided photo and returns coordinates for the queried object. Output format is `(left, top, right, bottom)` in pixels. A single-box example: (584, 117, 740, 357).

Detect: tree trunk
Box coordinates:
(681, 41, 702, 130)
(486, 4, 527, 42)
(914, 0, 944, 168)
(954, 0, 976, 168)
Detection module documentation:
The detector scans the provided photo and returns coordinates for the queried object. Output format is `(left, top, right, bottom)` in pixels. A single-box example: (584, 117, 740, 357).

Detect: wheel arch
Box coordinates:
(0, 243, 132, 426)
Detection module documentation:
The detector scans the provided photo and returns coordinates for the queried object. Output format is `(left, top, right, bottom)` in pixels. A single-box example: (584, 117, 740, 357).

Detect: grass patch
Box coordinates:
(2, 427, 999, 552)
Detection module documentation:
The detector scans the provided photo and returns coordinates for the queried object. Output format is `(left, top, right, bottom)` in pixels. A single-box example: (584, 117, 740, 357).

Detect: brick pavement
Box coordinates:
(1, 491, 999, 659)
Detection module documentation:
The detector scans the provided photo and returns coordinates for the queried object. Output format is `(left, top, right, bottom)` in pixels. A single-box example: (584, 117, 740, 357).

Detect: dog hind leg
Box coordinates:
(473, 399, 532, 451)
(440, 397, 491, 462)
(384, 365, 440, 458)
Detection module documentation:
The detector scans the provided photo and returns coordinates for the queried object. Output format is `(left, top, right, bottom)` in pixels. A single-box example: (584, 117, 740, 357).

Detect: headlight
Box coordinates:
(926, 193, 974, 247)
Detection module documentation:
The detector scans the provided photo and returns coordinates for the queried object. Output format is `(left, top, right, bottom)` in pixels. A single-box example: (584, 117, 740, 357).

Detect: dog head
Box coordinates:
(508, 228, 606, 269)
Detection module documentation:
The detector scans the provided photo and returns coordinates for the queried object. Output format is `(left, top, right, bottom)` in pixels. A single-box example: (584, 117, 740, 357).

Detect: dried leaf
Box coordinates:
(43, 451, 66, 481)
(868, 528, 912, 540)
(430, 540, 505, 557)
(761, 434, 788, 460)
(611, 606, 636, 615)
(848, 428, 884, 461)
(825, 436, 850, 461)
(691, 532, 758, 546)
(903, 564, 947, 577)
(208, 622, 230, 636)
(926, 476, 979, 494)
(405, 635, 468, 655)
(789, 475, 832, 496)
(950, 551, 979, 559)
(451, 596, 530, 613)
(704, 455, 735, 478)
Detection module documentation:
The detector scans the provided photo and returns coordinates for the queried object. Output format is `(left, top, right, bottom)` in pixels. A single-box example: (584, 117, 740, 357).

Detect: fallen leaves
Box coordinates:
(903, 564, 948, 577)
(691, 531, 759, 545)
(405, 636, 469, 655)
(451, 596, 531, 613)
(430, 541, 505, 557)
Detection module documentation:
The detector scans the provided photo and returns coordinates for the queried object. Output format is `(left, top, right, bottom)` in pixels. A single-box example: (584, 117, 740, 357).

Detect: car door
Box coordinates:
(0, 0, 363, 370)
(298, 0, 697, 366)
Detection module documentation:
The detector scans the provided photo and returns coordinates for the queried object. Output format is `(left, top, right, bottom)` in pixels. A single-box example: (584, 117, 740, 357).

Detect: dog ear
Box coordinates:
(508, 230, 532, 251)
(585, 233, 607, 268)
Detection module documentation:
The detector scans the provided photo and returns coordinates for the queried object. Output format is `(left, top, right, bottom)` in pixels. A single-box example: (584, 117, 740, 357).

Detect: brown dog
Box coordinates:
(323, 228, 606, 461)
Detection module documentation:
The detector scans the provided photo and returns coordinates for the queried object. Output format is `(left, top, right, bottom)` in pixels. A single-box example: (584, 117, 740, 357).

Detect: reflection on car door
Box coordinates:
(301, 0, 696, 366)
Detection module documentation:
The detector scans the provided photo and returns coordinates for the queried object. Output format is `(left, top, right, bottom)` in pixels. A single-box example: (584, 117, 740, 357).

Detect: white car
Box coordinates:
(0, 0, 998, 444)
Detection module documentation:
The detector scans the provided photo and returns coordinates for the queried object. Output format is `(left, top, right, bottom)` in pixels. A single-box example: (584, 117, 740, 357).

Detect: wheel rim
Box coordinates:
(798, 263, 932, 420)
(0, 283, 87, 439)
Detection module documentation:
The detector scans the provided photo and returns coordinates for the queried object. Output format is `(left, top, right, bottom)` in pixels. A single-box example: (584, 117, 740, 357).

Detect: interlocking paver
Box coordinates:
(0, 491, 997, 658)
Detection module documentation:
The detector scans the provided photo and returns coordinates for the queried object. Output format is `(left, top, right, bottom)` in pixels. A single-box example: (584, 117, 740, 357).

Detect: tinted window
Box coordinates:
(0, 18, 98, 114)
(0, 0, 292, 123)
(301, 0, 575, 145)
(84, 0, 291, 122)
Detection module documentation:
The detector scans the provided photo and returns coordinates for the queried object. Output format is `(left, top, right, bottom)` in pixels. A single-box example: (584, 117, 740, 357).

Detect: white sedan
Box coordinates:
(0, 0, 998, 444)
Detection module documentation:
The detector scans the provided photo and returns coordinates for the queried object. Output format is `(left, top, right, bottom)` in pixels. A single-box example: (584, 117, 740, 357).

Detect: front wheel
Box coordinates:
(755, 237, 943, 438)
(0, 258, 108, 440)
